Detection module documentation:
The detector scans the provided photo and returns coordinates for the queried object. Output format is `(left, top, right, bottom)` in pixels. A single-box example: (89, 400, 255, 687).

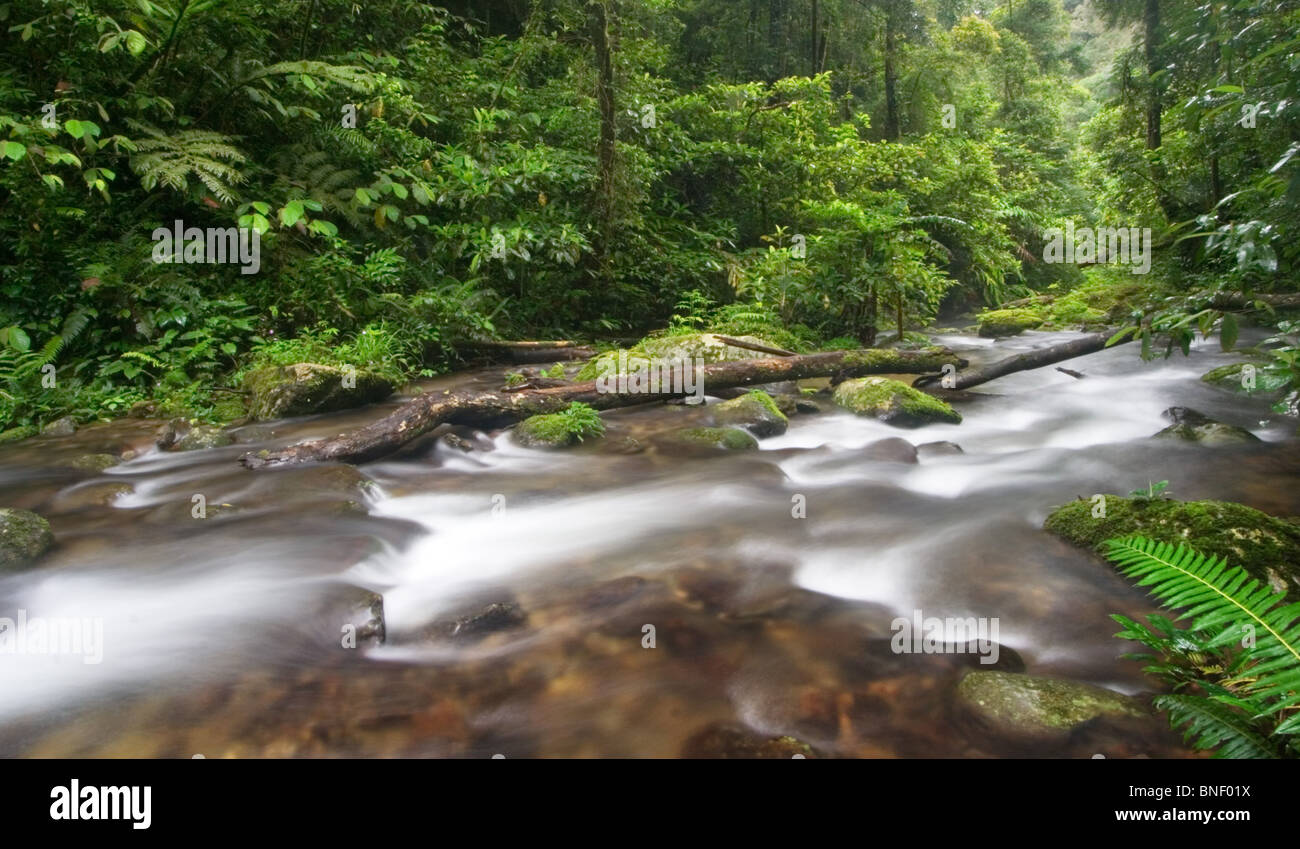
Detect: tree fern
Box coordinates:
(1104, 535, 1300, 757)
(127, 121, 246, 203)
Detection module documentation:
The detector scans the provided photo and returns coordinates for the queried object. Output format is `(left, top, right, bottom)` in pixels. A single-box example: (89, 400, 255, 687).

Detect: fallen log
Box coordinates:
(711, 335, 798, 357)
(1208, 292, 1300, 310)
(242, 347, 966, 468)
(464, 340, 597, 363)
(913, 332, 1122, 391)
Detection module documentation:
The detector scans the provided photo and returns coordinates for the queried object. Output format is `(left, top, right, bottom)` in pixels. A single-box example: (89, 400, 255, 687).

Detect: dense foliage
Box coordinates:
(1, 0, 1297, 431)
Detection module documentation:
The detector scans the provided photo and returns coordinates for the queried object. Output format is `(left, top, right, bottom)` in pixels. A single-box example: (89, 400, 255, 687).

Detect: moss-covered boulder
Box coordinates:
(710, 390, 789, 437)
(1044, 495, 1300, 596)
(956, 670, 1147, 739)
(0, 425, 37, 445)
(833, 377, 961, 427)
(512, 402, 605, 449)
(40, 416, 77, 436)
(977, 308, 1044, 338)
(0, 508, 54, 571)
(660, 426, 758, 454)
(1153, 406, 1260, 445)
(576, 333, 782, 381)
(680, 723, 819, 758)
(243, 363, 395, 421)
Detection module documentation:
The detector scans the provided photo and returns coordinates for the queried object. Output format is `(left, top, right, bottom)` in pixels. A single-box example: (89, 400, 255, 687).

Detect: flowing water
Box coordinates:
(2, 329, 1297, 757)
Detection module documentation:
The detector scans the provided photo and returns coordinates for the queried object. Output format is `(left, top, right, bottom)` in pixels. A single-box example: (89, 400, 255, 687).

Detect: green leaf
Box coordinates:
(1220, 314, 1239, 351)
(1, 140, 25, 161)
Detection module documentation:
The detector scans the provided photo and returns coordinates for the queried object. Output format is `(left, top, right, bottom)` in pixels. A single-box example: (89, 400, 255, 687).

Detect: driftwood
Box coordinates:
(914, 332, 1119, 391)
(242, 347, 966, 468)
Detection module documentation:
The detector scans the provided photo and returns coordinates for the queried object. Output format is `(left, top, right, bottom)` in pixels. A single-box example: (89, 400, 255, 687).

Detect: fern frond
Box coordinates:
(1154, 694, 1279, 758)
(1105, 535, 1300, 721)
(126, 121, 247, 202)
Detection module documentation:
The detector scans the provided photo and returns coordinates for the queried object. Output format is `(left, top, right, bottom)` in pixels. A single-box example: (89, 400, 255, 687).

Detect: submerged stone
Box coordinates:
(1153, 406, 1260, 445)
(660, 426, 759, 454)
(956, 670, 1147, 738)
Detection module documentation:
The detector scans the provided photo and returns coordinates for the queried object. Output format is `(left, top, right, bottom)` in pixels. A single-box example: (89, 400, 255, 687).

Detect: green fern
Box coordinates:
(1104, 535, 1300, 757)
(127, 121, 247, 203)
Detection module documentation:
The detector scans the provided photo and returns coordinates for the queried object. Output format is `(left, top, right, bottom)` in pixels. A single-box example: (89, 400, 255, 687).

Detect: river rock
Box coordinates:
(833, 377, 962, 427)
(1045, 495, 1300, 596)
(243, 363, 395, 421)
(40, 416, 78, 437)
(659, 426, 758, 454)
(679, 722, 819, 758)
(1154, 406, 1260, 445)
(424, 601, 527, 642)
(65, 453, 121, 473)
(0, 425, 37, 444)
(917, 440, 964, 457)
(861, 437, 918, 463)
(576, 332, 784, 380)
(956, 670, 1147, 739)
(710, 390, 788, 437)
(0, 508, 54, 571)
(977, 309, 1043, 337)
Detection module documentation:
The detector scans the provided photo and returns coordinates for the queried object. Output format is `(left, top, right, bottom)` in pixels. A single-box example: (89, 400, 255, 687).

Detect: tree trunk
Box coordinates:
(242, 347, 967, 468)
(913, 332, 1122, 391)
(589, 1, 616, 290)
(1143, 0, 1161, 151)
(883, 2, 900, 140)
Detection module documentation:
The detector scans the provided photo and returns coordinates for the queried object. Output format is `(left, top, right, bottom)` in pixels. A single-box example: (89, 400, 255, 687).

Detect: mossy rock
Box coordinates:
(832, 377, 961, 427)
(0, 508, 54, 572)
(977, 308, 1045, 337)
(40, 416, 77, 437)
(0, 425, 38, 445)
(576, 333, 781, 381)
(661, 426, 758, 453)
(1044, 495, 1300, 596)
(711, 390, 789, 438)
(175, 425, 235, 451)
(956, 670, 1148, 739)
(1153, 406, 1260, 445)
(65, 453, 121, 473)
(512, 409, 604, 449)
(243, 363, 395, 421)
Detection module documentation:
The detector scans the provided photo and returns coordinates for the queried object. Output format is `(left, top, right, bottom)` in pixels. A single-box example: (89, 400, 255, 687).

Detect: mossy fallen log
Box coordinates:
(241, 347, 966, 468)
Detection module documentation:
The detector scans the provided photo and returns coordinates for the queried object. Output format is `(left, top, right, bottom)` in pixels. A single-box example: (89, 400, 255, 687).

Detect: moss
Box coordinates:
(0, 508, 54, 572)
(575, 332, 782, 381)
(66, 453, 121, 473)
(513, 402, 605, 449)
(663, 426, 759, 452)
(1044, 495, 1300, 596)
(0, 425, 37, 445)
(243, 363, 395, 420)
(712, 390, 789, 437)
(977, 308, 1045, 337)
(832, 377, 961, 427)
(957, 671, 1147, 738)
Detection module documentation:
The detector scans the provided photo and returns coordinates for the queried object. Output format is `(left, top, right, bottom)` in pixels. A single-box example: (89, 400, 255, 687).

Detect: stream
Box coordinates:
(2, 329, 1297, 757)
